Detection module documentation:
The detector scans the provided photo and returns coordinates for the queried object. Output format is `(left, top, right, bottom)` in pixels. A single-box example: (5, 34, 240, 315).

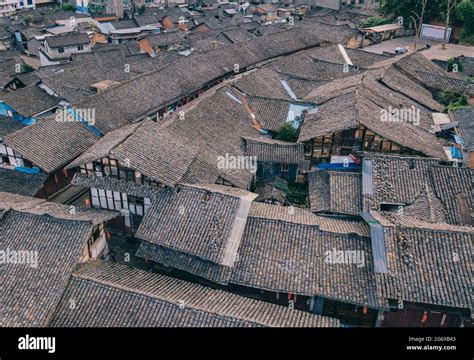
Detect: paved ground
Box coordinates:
(421, 43, 474, 61)
(107, 233, 153, 271)
(363, 36, 441, 54)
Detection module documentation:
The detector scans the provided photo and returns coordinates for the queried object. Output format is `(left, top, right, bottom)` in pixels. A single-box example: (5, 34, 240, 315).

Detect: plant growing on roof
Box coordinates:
(21, 64, 34, 73)
(436, 87, 468, 111)
(24, 14, 34, 24)
(362, 16, 391, 28)
(447, 57, 464, 72)
(58, 3, 76, 12)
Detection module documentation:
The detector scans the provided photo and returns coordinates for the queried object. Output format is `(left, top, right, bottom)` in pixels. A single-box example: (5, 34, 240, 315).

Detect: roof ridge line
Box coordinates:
(71, 261, 303, 327)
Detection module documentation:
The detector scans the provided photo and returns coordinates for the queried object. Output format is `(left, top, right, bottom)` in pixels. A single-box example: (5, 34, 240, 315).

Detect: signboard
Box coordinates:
(420, 24, 452, 41)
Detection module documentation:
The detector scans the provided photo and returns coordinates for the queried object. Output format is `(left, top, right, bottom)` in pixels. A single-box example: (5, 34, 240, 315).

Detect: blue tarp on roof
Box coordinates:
(317, 163, 360, 170)
(15, 166, 41, 174)
(450, 145, 463, 159)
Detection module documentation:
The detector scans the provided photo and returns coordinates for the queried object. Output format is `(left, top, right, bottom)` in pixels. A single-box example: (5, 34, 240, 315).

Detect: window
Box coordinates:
(135, 171, 142, 185)
(106, 190, 114, 210)
(98, 189, 107, 209)
(91, 188, 100, 208)
(144, 198, 151, 214)
(281, 163, 290, 172)
(77, 45, 84, 51)
(391, 143, 401, 152)
(381, 141, 392, 151)
(94, 161, 102, 177)
(89, 226, 100, 246)
(113, 192, 122, 210)
(58, 47, 65, 53)
(128, 195, 144, 216)
(354, 129, 364, 139)
(371, 140, 380, 151)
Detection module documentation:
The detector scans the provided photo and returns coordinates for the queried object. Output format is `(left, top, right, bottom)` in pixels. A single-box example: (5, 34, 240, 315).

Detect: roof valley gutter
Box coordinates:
(337, 44, 353, 66)
(360, 211, 389, 274)
(221, 193, 258, 267)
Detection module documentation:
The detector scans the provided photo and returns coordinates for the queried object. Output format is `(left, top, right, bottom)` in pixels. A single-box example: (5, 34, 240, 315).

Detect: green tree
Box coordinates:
(88, 4, 104, 15)
(456, 0, 474, 43)
(447, 57, 464, 72)
(362, 16, 391, 28)
(381, 0, 445, 24)
(21, 64, 35, 73)
(24, 14, 34, 24)
(438, 87, 458, 105)
(275, 123, 299, 142)
(59, 3, 76, 12)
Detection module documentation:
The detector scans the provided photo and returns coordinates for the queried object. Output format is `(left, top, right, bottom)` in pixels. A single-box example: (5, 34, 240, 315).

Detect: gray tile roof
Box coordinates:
(222, 28, 256, 43)
(0, 209, 93, 327)
(379, 66, 444, 112)
(255, 177, 287, 204)
(0, 57, 26, 87)
(392, 51, 472, 95)
(163, 87, 257, 189)
(66, 122, 141, 170)
(146, 31, 186, 48)
(370, 211, 473, 310)
(69, 25, 324, 135)
(305, 43, 391, 67)
(110, 19, 139, 30)
(68, 89, 257, 190)
(414, 70, 472, 95)
(50, 260, 340, 327)
(233, 68, 292, 100)
(0, 85, 61, 118)
(0, 191, 118, 225)
(278, 72, 328, 100)
(36, 61, 136, 104)
(136, 192, 379, 307)
(230, 204, 381, 307)
(241, 136, 305, 164)
(363, 154, 473, 226)
(299, 75, 449, 160)
(247, 96, 291, 132)
(303, 73, 363, 104)
(308, 171, 362, 215)
(299, 21, 362, 45)
(4, 117, 99, 174)
(136, 183, 258, 276)
(0, 115, 26, 138)
(14, 71, 41, 87)
(0, 168, 47, 197)
(427, 165, 473, 226)
(45, 32, 90, 48)
(451, 106, 474, 151)
(247, 202, 370, 237)
(71, 173, 163, 199)
(273, 54, 366, 81)
(110, 120, 200, 187)
(300, 91, 358, 140)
